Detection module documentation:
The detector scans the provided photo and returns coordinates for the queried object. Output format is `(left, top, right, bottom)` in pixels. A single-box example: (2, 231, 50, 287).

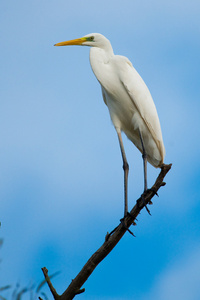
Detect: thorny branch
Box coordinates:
(41, 163, 172, 300)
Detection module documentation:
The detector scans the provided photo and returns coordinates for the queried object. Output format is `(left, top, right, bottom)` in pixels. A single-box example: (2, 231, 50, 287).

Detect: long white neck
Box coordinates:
(89, 43, 114, 88)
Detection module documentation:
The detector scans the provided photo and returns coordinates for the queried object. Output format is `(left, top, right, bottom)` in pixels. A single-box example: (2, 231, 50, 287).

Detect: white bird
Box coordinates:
(54, 33, 165, 216)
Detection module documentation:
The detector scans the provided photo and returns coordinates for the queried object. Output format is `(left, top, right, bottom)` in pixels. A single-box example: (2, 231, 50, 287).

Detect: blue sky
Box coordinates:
(1, 0, 200, 299)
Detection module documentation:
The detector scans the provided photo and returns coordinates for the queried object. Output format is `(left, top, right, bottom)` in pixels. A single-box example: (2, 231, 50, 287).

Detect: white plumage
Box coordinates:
(54, 33, 165, 215)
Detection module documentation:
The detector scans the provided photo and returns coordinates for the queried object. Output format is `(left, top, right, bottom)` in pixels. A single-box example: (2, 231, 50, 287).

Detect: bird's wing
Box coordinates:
(115, 56, 165, 162)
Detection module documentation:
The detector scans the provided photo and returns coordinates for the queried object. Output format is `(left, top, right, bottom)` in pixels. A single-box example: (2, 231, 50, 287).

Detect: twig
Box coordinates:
(41, 268, 60, 300)
(42, 163, 172, 300)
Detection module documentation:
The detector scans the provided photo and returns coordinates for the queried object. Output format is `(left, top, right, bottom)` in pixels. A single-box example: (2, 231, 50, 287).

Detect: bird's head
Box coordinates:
(54, 33, 111, 49)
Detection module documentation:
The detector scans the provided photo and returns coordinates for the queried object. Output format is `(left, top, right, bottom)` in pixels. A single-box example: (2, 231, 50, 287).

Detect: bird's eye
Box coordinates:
(90, 36, 94, 41)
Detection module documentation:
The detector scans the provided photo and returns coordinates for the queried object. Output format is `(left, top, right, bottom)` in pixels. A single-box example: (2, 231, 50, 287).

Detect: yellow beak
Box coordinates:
(54, 37, 87, 47)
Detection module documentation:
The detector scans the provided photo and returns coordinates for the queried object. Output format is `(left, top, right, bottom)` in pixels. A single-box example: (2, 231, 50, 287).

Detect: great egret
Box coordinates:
(54, 33, 165, 216)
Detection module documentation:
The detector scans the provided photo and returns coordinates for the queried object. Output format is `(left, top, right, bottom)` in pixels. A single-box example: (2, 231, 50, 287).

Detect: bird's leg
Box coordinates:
(138, 130, 147, 192)
(138, 130, 159, 198)
(117, 131, 129, 217)
(138, 130, 152, 215)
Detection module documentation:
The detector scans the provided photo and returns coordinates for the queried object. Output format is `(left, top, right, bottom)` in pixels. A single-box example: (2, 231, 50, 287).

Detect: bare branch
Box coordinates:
(42, 163, 172, 300)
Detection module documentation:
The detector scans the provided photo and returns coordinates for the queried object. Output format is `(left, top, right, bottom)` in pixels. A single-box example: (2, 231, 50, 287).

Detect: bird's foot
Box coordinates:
(105, 213, 135, 241)
(137, 194, 151, 215)
(137, 187, 159, 214)
(120, 213, 135, 237)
